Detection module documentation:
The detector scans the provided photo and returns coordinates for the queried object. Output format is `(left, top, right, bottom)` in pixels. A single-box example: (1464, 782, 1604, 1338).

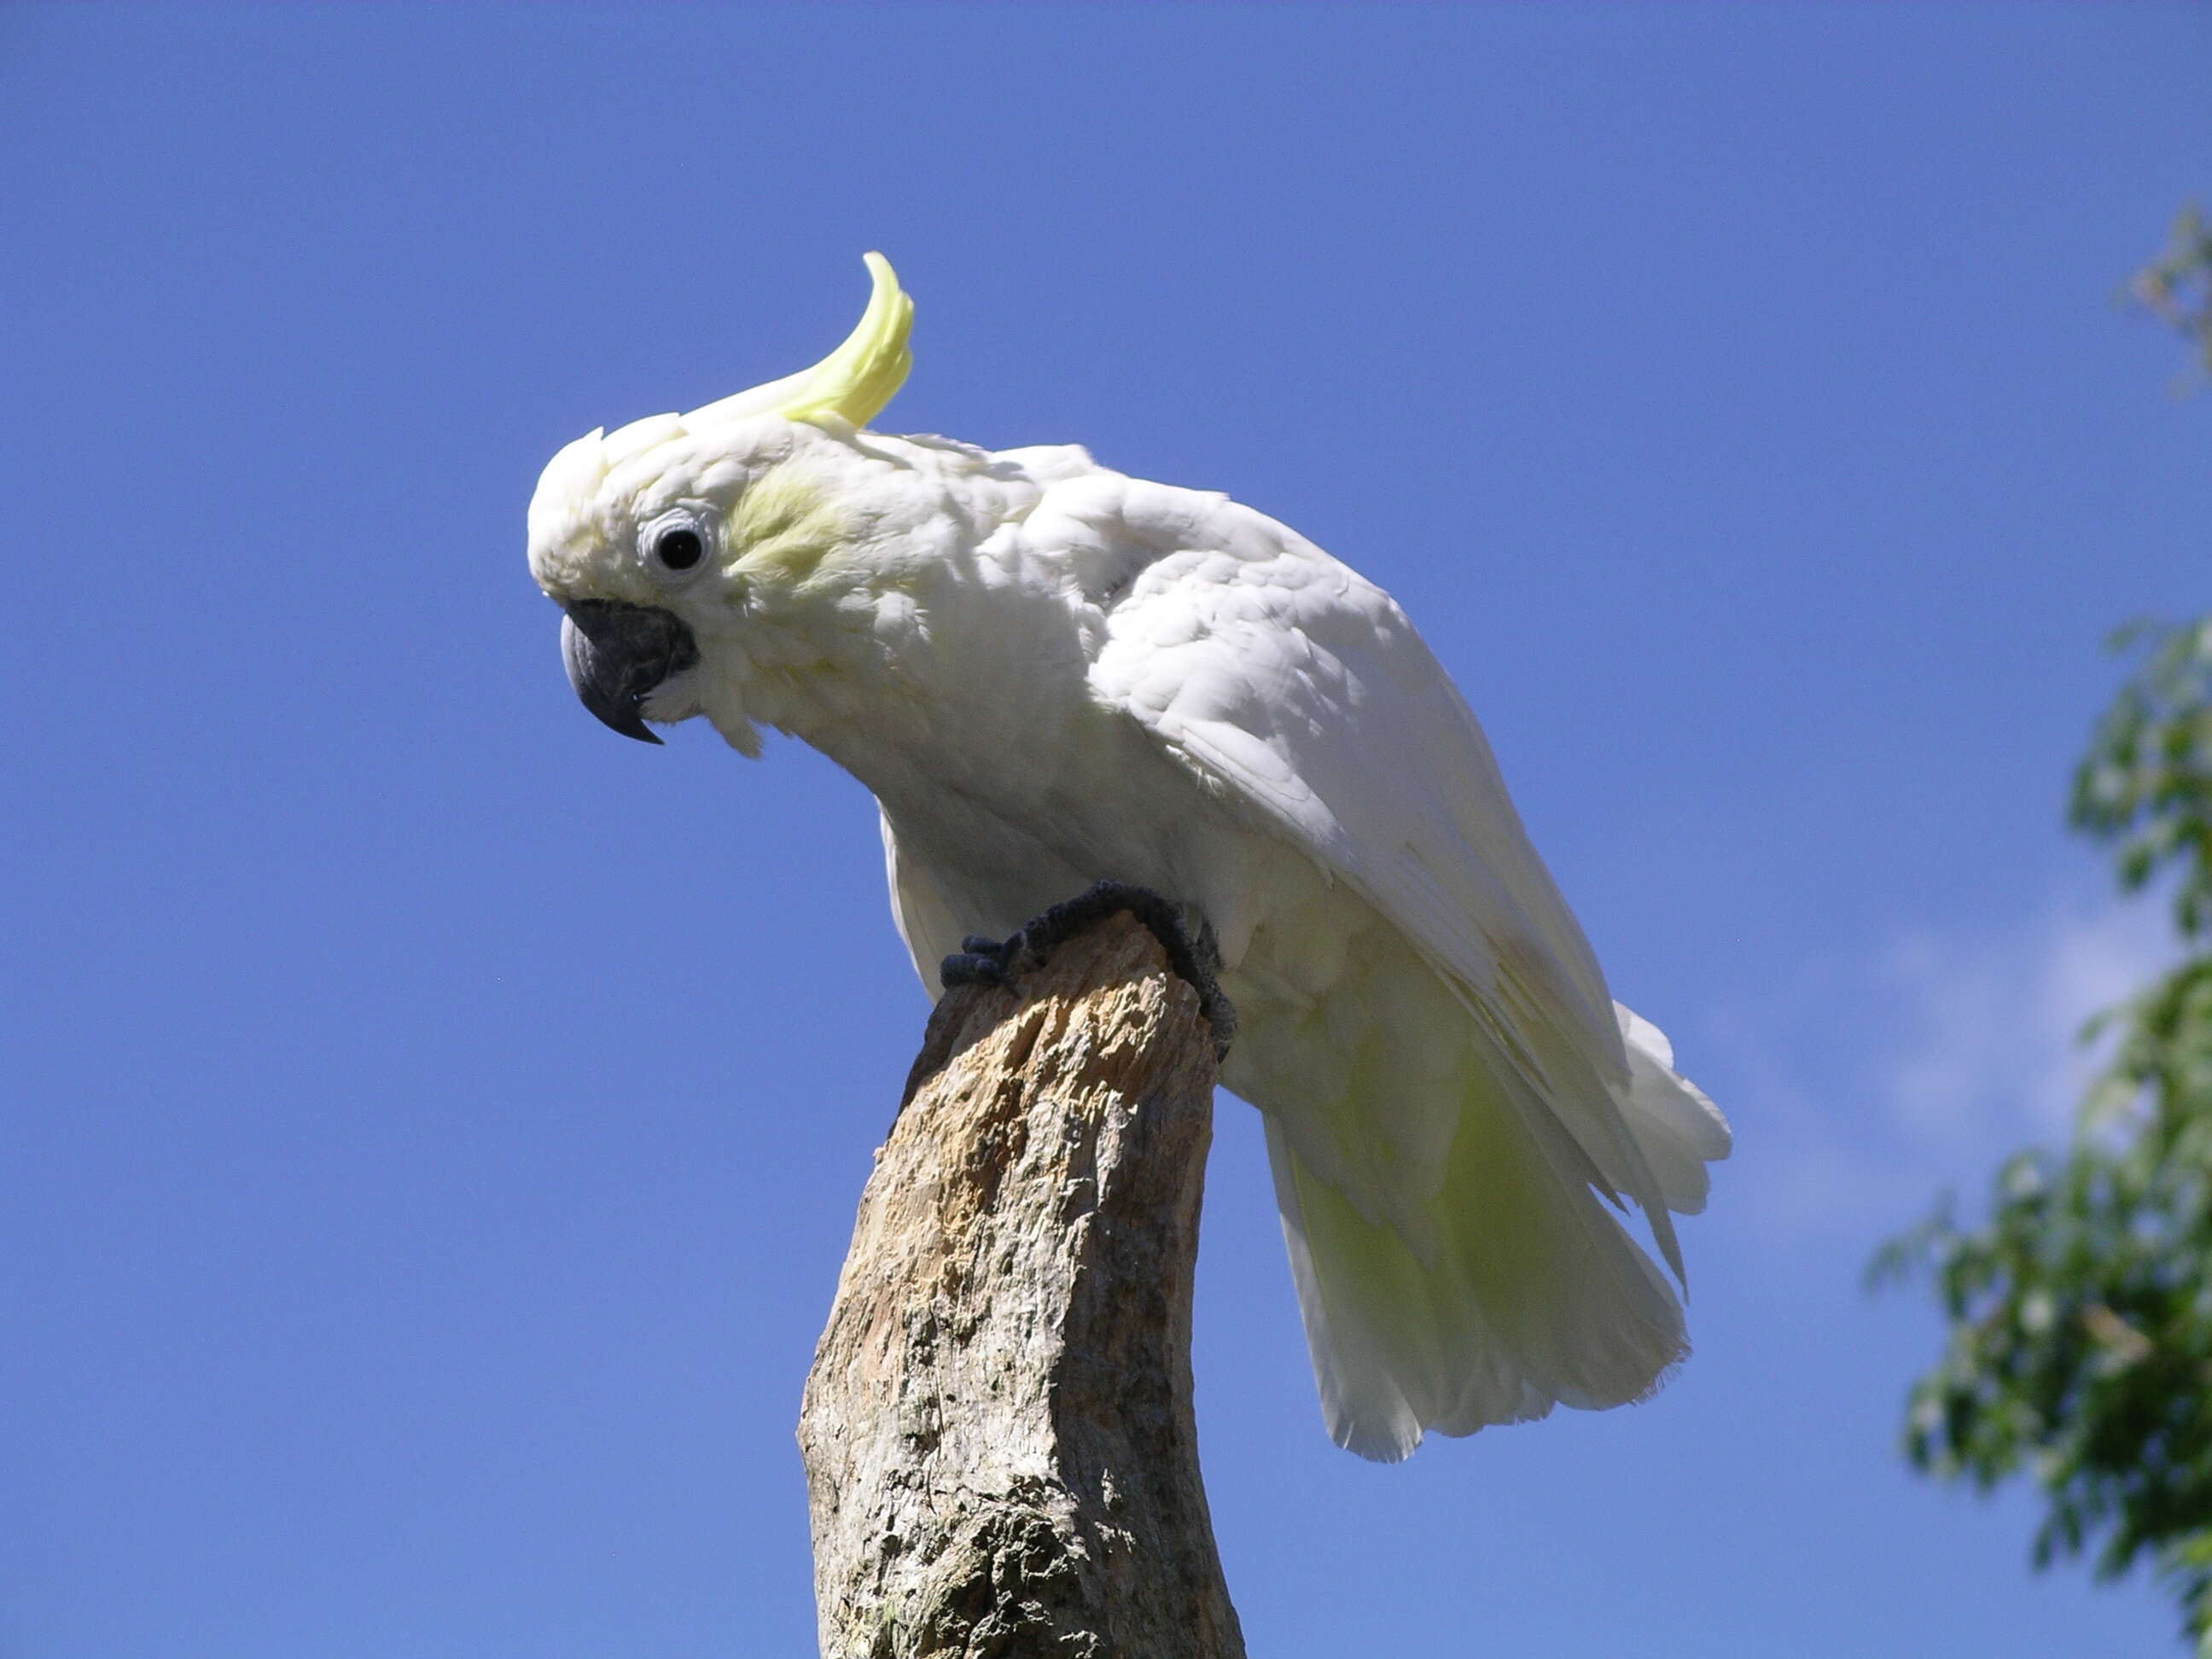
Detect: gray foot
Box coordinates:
(938, 881, 1236, 1057)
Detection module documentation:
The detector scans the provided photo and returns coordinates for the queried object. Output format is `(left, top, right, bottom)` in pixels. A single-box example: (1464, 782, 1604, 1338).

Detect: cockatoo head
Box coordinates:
(526, 253, 914, 748)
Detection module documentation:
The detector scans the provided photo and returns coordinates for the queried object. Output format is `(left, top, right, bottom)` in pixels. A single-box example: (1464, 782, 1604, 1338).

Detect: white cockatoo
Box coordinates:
(527, 254, 1730, 1461)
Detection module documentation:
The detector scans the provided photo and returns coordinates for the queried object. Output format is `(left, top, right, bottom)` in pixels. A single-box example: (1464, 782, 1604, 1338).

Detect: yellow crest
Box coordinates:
(684, 253, 914, 433)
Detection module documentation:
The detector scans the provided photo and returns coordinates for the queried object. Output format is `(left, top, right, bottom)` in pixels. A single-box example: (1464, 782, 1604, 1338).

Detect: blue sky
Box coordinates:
(7, 4, 2209, 1654)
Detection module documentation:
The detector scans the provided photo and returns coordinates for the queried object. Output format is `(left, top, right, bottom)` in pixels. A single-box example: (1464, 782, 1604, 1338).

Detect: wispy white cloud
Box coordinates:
(1703, 894, 2176, 1241)
(1884, 899, 2171, 1145)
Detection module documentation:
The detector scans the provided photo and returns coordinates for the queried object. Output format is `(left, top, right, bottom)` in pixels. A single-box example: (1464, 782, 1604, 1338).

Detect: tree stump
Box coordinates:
(797, 909, 1246, 1659)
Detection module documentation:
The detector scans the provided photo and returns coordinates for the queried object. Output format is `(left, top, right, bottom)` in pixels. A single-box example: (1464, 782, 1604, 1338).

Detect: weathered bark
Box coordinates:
(798, 910, 1245, 1659)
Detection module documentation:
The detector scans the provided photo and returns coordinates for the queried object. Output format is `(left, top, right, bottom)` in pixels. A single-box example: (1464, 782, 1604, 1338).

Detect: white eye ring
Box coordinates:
(638, 508, 716, 583)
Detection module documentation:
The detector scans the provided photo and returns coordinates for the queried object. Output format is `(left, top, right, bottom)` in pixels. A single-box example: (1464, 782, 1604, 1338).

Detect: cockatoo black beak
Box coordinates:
(560, 599, 699, 745)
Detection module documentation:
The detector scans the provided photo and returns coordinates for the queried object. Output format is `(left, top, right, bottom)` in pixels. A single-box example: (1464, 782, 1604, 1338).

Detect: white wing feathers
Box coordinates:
(1617, 1004, 1732, 1215)
(1077, 478, 1706, 1230)
(1055, 474, 1730, 1454)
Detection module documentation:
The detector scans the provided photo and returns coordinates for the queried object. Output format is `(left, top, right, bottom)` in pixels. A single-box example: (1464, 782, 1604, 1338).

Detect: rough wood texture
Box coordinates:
(798, 911, 1246, 1659)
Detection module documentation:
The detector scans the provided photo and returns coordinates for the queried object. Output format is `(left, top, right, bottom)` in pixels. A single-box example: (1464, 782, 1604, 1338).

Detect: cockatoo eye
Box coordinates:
(655, 527, 703, 569)
(638, 508, 716, 581)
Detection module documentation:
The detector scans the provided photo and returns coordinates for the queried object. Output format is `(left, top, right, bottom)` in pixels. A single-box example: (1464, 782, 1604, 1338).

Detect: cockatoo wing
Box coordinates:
(1041, 473, 1730, 1457)
(1064, 475, 1709, 1229)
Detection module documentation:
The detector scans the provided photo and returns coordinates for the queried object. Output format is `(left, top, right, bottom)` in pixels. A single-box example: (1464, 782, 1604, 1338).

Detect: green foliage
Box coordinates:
(2078, 620, 2212, 934)
(1872, 621, 2212, 1652)
(1875, 207, 2212, 1650)
(2129, 201, 2212, 389)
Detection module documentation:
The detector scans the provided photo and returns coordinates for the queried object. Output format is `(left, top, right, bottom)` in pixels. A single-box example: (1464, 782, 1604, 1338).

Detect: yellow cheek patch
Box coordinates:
(729, 467, 847, 586)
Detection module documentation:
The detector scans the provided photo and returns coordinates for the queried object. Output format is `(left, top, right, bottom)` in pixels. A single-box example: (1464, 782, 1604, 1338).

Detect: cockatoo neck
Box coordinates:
(682, 428, 1040, 764)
